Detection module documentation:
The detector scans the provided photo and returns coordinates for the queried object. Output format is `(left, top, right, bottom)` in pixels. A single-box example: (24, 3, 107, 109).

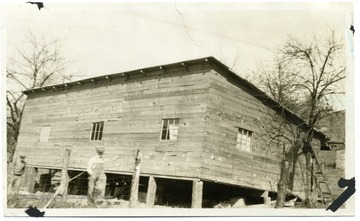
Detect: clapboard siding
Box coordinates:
(16, 64, 211, 179)
(17, 58, 325, 198)
(199, 69, 317, 196)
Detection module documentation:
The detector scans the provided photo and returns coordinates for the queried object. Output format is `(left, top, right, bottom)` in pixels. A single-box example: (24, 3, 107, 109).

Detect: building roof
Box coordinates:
(22, 56, 329, 143)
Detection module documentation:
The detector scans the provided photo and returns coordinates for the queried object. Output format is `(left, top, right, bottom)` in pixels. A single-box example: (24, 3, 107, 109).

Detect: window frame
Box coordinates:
(160, 118, 180, 141)
(39, 125, 51, 142)
(236, 127, 253, 152)
(90, 121, 104, 141)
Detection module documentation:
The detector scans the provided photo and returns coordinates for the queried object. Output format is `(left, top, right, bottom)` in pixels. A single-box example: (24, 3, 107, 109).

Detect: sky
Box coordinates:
(2, 1, 354, 109)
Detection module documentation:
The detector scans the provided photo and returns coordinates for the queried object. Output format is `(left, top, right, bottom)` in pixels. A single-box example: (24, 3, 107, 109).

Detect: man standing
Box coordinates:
(87, 146, 107, 204)
(10, 154, 26, 195)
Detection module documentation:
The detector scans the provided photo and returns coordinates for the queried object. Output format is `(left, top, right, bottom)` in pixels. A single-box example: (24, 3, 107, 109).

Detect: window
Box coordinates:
(236, 128, 253, 152)
(39, 126, 51, 142)
(161, 119, 179, 140)
(91, 121, 104, 141)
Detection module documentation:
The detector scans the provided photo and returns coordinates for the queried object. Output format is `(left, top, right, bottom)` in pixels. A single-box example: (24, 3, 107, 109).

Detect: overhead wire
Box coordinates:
(8, 17, 129, 29)
(7, 13, 274, 52)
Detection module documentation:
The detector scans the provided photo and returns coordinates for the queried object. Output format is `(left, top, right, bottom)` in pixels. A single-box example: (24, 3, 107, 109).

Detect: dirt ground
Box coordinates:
(8, 193, 335, 210)
(7, 192, 278, 209)
(7, 192, 165, 209)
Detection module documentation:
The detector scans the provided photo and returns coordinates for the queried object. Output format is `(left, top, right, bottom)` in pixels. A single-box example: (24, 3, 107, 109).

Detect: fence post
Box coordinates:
(23, 166, 37, 193)
(146, 176, 157, 207)
(129, 150, 142, 208)
(191, 179, 203, 208)
(60, 149, 70, 199)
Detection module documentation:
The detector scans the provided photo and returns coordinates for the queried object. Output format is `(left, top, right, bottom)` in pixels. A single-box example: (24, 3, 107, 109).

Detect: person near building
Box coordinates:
(87, 146, 107, 204)
(10, 154, 26, 195)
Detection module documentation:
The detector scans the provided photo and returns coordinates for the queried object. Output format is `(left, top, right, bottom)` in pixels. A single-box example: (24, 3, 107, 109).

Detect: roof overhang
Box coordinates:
(22, 57, 214, 95)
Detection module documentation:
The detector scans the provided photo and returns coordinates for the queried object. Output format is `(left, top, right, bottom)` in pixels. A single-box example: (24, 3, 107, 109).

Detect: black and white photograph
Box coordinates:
(2, 0, 355, 217)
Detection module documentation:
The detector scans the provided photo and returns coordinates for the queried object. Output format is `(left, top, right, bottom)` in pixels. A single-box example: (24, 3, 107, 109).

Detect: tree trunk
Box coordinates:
(304, 151, 312, 207)
(60, 149, 70, 198)
(304, 132, 317, 207)
(276, 137, 303, 208)
(288, 152, 300, 191)
(276, 159, 290, 208)
(7, 106, 24, 163)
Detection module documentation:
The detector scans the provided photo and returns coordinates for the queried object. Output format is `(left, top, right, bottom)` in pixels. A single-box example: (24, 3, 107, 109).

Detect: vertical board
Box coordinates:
(191, 179, 203, 208)
(146, 176, 157, 207)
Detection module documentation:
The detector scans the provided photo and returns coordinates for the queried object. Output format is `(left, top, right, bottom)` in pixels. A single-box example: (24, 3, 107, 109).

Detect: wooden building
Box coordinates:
(318, 110, 345, 169)
(317, 110, 345, 199)
(16, 57, 329, 207)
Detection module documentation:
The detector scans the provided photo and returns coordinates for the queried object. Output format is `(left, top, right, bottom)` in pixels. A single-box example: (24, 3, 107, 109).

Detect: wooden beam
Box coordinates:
(60, 149, 70, 198)
(129, 150, 142, 208)
(181, 62, 189, 72)
(23, 166, 37, 193)
(204, 58, 212, 67)
(159, 66, 166, 74)
(64, 83, 70, 90)
(262, 191, 271, 206)
(146, 176, 157, 207)
(121, 73, 130, 80)
(191, 179, 203, 208)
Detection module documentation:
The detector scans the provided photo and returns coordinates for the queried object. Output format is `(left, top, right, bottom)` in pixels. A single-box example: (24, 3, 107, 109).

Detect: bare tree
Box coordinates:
(257, 59, 300, 110)
(254, 87, 306, 208)
(6, 32, 75, 161)
(279, 31, 345, 206)
(256, 31, 345, 208)
(280, 32, 345, 123)
(255, 59, 306, 208)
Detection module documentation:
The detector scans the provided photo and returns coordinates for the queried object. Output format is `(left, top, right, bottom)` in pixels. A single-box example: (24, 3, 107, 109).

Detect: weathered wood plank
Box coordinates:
(60, 149, 71, 196)
(146, 176, 157, 207)
(204, 134, 281, 166)
(201, 71, 285, 190)
(191, 179, 203, 208)
(129, 150, 142, 208)
(25, 77, 209, 103)
(26, 99, 209, 117)
(209, 87, 262, 113)
(23, 167, 37, 193)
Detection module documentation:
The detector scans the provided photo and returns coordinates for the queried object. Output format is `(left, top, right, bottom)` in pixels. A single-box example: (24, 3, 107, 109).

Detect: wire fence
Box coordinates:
(28, 171, 136, 210)
(33, 162, 138, 200)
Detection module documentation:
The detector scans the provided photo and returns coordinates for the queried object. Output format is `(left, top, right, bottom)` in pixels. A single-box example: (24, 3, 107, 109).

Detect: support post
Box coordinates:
(262, 191, 271, 206)
(146, 176, 157, 207)
(191, 179, 203, 208)
(60, 149, 70, 199)
(129, 150, 142, 208)
(23, 167, 37, 193)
